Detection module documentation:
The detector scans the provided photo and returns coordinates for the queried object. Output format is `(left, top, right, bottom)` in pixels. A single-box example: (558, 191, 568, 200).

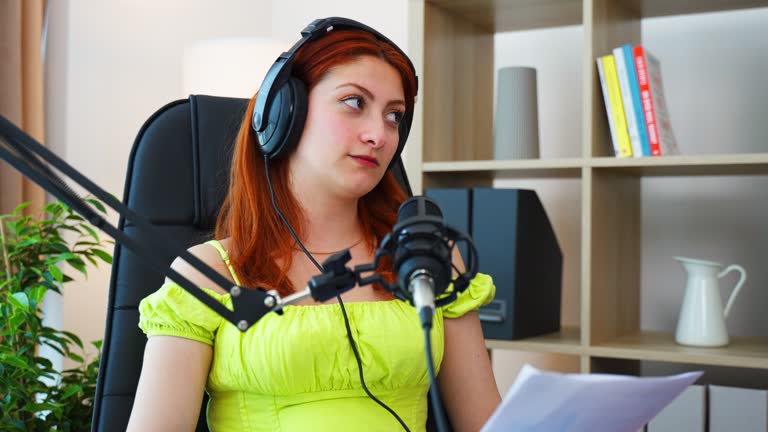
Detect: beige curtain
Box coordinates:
(0, 0, 46, 216)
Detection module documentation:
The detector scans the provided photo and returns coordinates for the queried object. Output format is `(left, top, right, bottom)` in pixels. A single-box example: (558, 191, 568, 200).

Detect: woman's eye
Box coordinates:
(341, 96, 364, 110)
(387, 111, 404, 125)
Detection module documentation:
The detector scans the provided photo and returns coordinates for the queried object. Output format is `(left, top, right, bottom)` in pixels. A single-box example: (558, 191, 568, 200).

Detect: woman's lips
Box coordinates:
(350, 155, 379, 167)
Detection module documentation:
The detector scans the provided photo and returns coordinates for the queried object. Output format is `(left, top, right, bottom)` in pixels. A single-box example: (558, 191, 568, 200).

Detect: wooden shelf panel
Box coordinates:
(590, 153, 768, 176)
(486, 327, 583, 355)
(590, 331, 768, 369)
(425, 0, 768, 33)
(422, 154, 768, 177)
(426, 0, 768, 33)
(642, 0, 768, 19)
(423, 158, 584, 178)
(427, 0, 583, 32)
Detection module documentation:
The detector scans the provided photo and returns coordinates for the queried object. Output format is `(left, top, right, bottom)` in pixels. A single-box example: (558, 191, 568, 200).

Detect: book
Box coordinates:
(633, 46, 680, 156)
(596, 54, 633, 158)
(613, 45, 643, 157)
(619, 43, 651, 156)
(481, 365, 703, 432)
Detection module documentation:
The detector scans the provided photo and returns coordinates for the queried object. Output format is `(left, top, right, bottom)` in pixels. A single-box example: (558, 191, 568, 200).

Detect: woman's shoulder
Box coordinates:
(166, 238, 234, 296)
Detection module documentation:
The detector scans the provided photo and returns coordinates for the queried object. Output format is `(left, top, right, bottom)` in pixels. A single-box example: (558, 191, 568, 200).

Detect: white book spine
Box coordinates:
(613, 46, 643, 157)
(644, 50, 680, 155)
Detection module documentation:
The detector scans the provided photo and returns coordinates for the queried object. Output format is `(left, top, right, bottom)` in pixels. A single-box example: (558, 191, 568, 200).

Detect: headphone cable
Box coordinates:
(263, 156, 410, 431)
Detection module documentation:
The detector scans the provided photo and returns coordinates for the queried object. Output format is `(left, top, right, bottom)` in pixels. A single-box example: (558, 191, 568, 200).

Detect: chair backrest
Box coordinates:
(90, 95, 414, 431)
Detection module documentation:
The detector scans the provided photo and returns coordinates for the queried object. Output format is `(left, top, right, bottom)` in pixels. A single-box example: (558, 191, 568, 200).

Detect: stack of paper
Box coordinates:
(482, 365, 702, 432)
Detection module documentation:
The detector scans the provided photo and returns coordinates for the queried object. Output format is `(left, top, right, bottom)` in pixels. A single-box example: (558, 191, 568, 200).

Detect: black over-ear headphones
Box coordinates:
(252, 17, 418, 166)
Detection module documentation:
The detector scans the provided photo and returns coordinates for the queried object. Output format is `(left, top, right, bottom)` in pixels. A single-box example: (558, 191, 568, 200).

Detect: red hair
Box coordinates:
(215, 30, 416, 296)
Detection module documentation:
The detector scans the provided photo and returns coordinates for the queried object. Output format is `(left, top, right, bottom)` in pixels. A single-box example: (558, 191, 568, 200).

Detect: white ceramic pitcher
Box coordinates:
(674, 256, 747, 347)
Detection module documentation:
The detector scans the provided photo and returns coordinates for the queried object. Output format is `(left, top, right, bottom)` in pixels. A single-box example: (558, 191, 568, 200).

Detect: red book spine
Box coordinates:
(633, 46, 662, 156)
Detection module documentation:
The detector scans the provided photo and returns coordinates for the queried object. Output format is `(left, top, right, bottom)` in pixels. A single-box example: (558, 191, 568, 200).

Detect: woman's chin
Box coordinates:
(337, 178, 380, 199)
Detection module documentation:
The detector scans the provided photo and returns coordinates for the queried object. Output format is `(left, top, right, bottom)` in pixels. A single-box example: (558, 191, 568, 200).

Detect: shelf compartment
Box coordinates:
(427, 0, 583, 32)
(589, 331, 768, 369)
(642, 0, 768, 18)
(486, 326, 583, 355)
(423, 158, 584, 178)
(590, 153, 768, 176)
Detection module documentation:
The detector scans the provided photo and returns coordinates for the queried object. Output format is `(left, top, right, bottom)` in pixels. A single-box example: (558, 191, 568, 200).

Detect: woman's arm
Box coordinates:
(127, 243, 233, 431)
(126, 336, 212, 431)
(438, 311, 501, 431)
(437, 246, 501, 431)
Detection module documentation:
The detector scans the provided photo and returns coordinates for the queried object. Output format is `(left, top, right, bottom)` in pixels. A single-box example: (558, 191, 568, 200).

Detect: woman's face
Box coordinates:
(290, 55, 406, 199)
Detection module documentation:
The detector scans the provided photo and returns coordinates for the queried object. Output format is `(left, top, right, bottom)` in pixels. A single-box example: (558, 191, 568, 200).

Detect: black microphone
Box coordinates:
(373, 196, 479, 432)
(371, 195, 480, 323)
(390, 196, 452, 325)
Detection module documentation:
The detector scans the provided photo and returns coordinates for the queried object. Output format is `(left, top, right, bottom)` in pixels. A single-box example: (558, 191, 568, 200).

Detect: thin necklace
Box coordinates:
(292, 237, 364, 255)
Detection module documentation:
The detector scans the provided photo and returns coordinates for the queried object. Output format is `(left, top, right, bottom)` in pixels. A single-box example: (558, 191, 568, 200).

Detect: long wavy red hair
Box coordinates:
(215, 29, 416, 297)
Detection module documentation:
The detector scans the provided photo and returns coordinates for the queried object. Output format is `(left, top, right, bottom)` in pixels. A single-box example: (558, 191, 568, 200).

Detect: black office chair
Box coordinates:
(90, 95, 445, 431)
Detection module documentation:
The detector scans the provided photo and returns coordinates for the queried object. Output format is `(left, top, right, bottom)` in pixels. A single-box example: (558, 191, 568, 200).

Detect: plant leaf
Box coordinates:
(15, 202, 32, 214)
(8, 292, 30, 312)
(67, 352, 84, 363)
(65, 257, 87, 276)
(61, 331, 83, 349)
(28, 285, 47, 304)
(79, 224, 100, 242)
(91, 249, 113, 264)
(9, 312, 25, 330)
(47, 252, 78, 264)
(83, 254, 98, 266)
(48, 264, 64, 282)
(1, 355, 30, 370)
(60, 384, 82, 399)
(84, 198, 107, 213)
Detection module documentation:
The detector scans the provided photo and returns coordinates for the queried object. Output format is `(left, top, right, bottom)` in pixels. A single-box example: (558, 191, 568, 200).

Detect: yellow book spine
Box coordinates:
(601, 55, 633, 158)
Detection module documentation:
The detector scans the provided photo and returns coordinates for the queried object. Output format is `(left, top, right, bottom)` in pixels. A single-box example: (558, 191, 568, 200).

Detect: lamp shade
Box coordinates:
(183, 37, 291, 98)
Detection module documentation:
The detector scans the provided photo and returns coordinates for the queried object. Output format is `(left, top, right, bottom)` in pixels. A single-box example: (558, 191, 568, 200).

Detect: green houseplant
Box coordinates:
(0, 200, 112, 431)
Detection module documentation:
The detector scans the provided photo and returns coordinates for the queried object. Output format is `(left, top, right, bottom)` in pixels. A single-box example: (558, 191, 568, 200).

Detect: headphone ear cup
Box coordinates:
(256, 77, 308, 160)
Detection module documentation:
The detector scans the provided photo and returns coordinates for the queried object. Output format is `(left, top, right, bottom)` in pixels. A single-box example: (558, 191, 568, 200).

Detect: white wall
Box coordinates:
(44, 0, 276, 365)
(489, 7, 768, 395)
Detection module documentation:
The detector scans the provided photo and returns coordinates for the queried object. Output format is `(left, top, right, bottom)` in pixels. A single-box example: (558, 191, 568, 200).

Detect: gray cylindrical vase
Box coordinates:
(493, 67, 540, 159)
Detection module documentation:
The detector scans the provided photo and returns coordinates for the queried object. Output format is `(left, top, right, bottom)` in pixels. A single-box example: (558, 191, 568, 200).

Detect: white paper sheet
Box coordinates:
(481, 364, 703, 432)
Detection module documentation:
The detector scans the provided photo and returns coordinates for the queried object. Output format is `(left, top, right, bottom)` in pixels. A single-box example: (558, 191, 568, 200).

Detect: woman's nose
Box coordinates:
(359, 116, 388, 148)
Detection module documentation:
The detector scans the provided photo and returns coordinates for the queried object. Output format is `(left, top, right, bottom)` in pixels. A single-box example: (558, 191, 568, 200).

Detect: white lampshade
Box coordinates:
(183, 37, 291, 98)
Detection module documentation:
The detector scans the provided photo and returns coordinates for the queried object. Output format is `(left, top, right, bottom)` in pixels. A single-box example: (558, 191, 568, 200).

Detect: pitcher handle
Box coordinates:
(719, 264, 747, 318)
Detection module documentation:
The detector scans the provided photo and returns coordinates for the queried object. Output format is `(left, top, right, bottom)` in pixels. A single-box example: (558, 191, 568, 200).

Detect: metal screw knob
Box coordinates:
(237, 320, 248, 331)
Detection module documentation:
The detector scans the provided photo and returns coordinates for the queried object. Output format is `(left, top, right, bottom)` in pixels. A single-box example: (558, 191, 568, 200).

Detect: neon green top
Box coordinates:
(138, 240, 495, 431)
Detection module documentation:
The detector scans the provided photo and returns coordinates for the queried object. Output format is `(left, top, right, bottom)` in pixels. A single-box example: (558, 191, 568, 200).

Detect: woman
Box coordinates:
(128, 19, 500, 432)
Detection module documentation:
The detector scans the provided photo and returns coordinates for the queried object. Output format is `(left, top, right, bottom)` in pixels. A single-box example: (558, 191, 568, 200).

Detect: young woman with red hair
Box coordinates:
(129, 19, 500, 432)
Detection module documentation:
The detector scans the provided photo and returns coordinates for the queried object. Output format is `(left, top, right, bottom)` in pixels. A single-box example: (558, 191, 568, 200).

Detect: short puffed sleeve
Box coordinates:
(441, 273, 496, 319)
(138, 282, 232, 346)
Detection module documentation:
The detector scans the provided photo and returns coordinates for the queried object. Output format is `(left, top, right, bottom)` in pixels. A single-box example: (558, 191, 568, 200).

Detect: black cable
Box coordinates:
(263, 156, 409, 431)
(337, 295, 411, 431)
(422, 318, 448, 432)
(263, 156, 323, 271)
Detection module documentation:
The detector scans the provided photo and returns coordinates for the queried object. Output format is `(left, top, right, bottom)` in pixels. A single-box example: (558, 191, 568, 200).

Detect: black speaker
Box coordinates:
(425, 188, 563, 340)
(424, 188, 471, 265)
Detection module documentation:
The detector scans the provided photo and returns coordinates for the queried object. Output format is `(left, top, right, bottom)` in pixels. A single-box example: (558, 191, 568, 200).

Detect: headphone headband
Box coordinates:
(252, 17, 418, 164)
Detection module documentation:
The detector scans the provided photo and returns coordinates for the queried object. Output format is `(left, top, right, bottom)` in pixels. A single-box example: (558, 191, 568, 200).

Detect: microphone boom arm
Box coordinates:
(0, 114, 361, 332)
